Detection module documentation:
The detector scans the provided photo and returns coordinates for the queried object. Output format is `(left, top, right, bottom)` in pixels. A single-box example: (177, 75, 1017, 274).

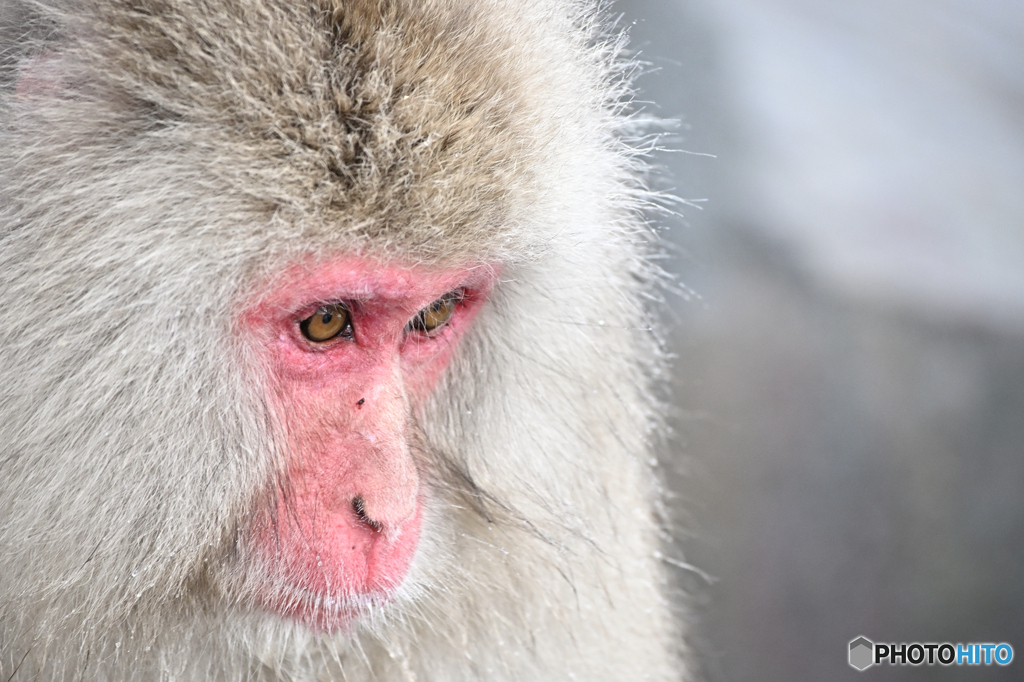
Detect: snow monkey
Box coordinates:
(0, 0, 687, 679)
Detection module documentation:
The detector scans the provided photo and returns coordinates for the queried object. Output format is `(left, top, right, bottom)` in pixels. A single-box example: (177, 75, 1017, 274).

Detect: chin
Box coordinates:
(240, 546, 425, 637)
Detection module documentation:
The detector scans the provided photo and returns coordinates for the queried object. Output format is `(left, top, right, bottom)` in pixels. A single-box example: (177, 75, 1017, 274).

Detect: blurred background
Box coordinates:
(614, 0, 1024, 680)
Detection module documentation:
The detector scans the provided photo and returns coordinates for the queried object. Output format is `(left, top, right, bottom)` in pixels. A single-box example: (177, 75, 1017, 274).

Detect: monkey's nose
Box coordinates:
(348, 472, 418, 535)
(352, 496, 383, 531)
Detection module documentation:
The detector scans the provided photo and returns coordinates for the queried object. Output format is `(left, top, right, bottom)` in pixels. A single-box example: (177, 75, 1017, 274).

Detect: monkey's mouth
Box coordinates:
(248, 504, 423, 633)
(255, 579, 398, 633)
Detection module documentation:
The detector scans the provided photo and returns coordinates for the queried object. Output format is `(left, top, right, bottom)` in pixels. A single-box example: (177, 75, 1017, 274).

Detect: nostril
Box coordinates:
(351, 496, 383, 532)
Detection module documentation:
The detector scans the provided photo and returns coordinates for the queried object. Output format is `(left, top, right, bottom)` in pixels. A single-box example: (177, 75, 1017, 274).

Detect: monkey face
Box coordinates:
(238, 258, 497, 631)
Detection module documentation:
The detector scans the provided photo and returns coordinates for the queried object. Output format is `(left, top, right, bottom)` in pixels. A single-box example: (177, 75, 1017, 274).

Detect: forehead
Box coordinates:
(82, 0, 575, 263)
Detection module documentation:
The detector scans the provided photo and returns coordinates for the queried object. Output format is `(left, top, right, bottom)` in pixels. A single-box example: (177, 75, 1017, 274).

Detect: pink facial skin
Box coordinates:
(241, 258, 498, 631)
(15, 53, 64, 101)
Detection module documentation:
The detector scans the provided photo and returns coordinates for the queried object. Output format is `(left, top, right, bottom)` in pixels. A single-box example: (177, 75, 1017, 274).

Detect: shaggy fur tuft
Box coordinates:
(0, 1, 688, 679)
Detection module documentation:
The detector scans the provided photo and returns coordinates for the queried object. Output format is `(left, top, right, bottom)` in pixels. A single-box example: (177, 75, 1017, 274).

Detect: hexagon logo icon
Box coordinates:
(849, 636, 874, 671)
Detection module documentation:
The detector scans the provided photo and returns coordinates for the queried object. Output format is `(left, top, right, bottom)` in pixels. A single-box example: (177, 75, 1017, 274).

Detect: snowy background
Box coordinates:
(616, 1, 1024, 680)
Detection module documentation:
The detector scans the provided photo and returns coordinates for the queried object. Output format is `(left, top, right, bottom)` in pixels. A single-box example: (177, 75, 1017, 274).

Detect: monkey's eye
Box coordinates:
(300, 303, 352, 343)
(408, 292, 460, 335)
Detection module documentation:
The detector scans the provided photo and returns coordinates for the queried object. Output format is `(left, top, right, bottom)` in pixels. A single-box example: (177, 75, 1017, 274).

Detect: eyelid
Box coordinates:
(408, 290, 462, 335)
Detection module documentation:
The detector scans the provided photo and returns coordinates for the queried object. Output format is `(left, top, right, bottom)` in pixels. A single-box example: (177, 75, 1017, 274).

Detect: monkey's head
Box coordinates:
(0, 0, 677, 676)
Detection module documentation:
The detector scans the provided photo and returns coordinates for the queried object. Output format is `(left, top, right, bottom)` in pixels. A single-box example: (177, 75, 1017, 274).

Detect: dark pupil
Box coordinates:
(321, 312, 333, 324)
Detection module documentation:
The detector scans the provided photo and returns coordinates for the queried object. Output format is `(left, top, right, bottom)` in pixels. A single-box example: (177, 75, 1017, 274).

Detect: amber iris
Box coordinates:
(300, 303, 352, 342)
(409, 292, 459, 334)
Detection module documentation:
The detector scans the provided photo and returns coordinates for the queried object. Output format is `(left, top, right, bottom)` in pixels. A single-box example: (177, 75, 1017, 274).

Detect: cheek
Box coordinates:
(401, 344, 459, 406)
